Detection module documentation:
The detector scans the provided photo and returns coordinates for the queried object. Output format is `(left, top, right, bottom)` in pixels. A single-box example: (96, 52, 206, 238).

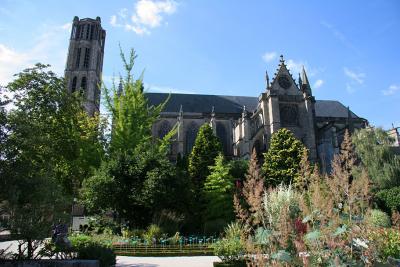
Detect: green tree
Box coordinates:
(81, 143, 188, 228)
(103, 48, 169, 154)
(353, 127, 400, 189)
(203, 153, 235, 233)
(262, 128, 305, 187)
(188, 123, 222, 187)
(1, 64, 104, 258)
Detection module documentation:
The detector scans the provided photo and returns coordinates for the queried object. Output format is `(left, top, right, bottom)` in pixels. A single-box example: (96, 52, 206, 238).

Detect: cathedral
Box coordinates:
(64, 17, 368, 172)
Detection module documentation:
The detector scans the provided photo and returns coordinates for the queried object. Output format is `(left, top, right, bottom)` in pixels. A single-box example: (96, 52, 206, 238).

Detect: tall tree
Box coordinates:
(262, 128, 305, 187)
(188, 123, 222, 187)
(353, 127, 400, 189)
(203, 153, 235, 233)
(1, 64, 104, 258)
(102, 48, 169, 154)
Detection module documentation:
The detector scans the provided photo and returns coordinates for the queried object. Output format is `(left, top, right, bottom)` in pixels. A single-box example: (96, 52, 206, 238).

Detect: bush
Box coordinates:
(376, 187, 400, 212)
(212, 222, 245, 263)
(143, 224, 162, 245)
(69, 235, 116, 267)
(370, 228, 400, 261)
(366, 209, 391, 228)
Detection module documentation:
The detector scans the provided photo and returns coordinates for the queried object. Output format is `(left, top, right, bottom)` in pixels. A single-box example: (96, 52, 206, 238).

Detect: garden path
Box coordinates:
(116, 255, 220, 267)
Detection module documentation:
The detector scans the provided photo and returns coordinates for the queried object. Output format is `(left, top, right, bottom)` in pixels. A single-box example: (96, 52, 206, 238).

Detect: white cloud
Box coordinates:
(286, 59, 304, 75)
(0, 23, 70, 85)
(110, 0, 178, 35)
(313, 79, 324, 89)
(382, 84, 400, 96)
(145, 83, 197, 94)
(262, 52, 277, 62)
(344, 67, 365, 84)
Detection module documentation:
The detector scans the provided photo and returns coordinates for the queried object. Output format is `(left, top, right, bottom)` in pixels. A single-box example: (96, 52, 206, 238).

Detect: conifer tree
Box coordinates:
(188, 123, 222, 187)
(262, 128, 305, 187)
(294, 148, 313, 190)
(203, 153, 235, 232)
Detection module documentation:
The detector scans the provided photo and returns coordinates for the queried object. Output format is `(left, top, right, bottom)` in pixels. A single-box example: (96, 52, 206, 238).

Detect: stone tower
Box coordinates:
(64, 16, 106, 115)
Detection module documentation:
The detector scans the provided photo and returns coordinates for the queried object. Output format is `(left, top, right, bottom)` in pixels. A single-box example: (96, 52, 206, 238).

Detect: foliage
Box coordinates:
(153, 210, 185, 236)
(234, 149, 264, 229)
(188, 123, 222, 187)
(376, 186, 400, 213)
(143, 224, 163, 245)
(365, 209, 391, 228)
(262, 128, 305, 187)
(102, 48, 169, 155)
(369, 228, 400, 261)
(81, 143, 188, 228)
(203, 153, 235, 233)
(69, 234, 116, 267)
(293, 148, 313, 190)
(353, 127, 400, 189)
(236, 130, 379, 266)
(228, 159, 248, 182)
(0, 64, 105, 259)
(212, 222, 246, 263)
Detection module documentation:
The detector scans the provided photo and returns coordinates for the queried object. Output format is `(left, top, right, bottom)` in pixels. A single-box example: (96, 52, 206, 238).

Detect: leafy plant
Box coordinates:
(365, 209, 391, 228)
(212, 222, 246, 263)
(376, 186, 400, 213)
(143, 224, 162, 245)
(369, 228, 400, 261)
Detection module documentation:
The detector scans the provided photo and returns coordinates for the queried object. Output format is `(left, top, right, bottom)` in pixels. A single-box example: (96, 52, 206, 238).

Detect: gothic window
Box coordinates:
(280, 104, 299, 126)
(81, 77, 87, 92)
(79, 25, 85, 39)
(76, 25, 81, 40)
(71, 76, 77, 92)
(158, 120, 171, 139)
(83, 48, 90, 68)
(185, 122, 199, 154)
(90, 25, 94, 40)
(85, 24, 90, 39)
(252, 139, 262, 156)
(216, 122, 228, 154)
(76, 48, 81, 68)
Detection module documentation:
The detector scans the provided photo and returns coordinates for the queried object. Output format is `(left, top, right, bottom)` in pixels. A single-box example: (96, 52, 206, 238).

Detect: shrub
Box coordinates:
(212, 222, 246, 263)
(143, 224, 162, 245)
(69, 234, 116, 267)
(366, 209, 391, 228)
(376, 186, 400, 212)
(370, 228, 400, 261)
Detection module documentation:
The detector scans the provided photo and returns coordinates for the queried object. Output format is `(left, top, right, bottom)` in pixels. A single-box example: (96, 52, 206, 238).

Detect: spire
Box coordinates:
(301, 66, 312, 96)
(242, 105, 247, 119)
(298, 73, 302, 88)
(265, 69, 270, 89)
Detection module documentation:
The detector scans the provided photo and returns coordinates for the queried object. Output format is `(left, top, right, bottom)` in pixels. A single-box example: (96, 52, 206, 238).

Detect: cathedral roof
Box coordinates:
(145, 92, 361, 119)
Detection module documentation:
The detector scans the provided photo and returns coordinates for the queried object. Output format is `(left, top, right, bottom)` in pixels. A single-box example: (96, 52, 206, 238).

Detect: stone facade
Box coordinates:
(64, 16, 105, 116)
(147, 56, 368, 172)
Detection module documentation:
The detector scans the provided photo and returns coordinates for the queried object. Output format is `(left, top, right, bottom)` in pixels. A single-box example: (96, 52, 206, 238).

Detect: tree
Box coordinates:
(262, 128, 305, 187)
(293, 148, 313, 190)
(81, 143, 188, 228)
(188, 123, 222, 187)
(234, 149, 265, 229)
(1, 64, 104, 258)
(203, 153, 235, 233)
(102, 48, 169, 155)
(353, 127, 400, 190)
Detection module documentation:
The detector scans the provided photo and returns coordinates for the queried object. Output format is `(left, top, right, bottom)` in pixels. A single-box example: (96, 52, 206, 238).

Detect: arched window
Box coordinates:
(185, 122, 199, 154)
(158, 120, 171, 139)
(216, 122, 228, 154)
(71, 76, 77, 92)
(81, 77, 87, 92)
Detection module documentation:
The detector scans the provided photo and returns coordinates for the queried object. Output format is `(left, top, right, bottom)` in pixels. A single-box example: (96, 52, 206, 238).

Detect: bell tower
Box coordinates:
(64, 16, 106, 116)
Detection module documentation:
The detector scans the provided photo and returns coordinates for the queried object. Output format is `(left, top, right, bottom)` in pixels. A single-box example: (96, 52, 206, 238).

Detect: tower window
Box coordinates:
(81, 77, 87, 92)
(71, 76, 77, 92)
(76, 25, 81, 39)
(80, 25, 85, 39)
(83, 48, 91, 68)
(71, 25, 76, 39)
(86, 24, 90, 39)
(76, 48, 81, 68)
(90, 25, 94, 40)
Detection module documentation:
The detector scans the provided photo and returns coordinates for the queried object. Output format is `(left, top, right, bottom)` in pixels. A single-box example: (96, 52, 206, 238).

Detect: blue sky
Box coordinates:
(0, 0, 399, 128)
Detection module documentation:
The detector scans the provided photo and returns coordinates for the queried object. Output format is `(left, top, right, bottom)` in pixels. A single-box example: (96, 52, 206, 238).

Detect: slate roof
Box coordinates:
(145, 93, 361, 119)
